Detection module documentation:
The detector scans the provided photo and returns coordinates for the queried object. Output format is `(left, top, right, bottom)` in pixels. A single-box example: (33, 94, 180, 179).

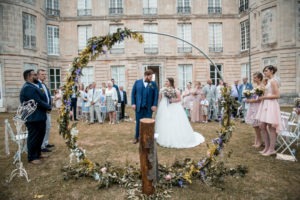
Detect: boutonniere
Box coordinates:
(40, 88, 45, 93)
(147, 82, 154, 89)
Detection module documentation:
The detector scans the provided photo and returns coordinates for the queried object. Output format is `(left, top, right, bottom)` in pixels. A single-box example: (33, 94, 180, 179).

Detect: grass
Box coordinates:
(0, 107, 300, 200)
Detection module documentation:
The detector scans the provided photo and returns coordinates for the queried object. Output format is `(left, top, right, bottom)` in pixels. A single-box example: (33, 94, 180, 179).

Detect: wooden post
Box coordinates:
(139, 118, 156, 195)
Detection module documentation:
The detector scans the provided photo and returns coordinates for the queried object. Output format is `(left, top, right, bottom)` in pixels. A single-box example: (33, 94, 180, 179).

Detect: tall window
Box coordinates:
(239, 0, 248, 12)
(24, 63, 37, 71)
(210, 64, 222, 85)
(111, 66, 125, 87)
(240, 20, 249, 51)
(81, 66, 94, 87)
(178, 64, 192, 91)
(208, 0, 222, 14)
(209, 23, 223, 52)
(177, 0, 191, 14)
(78, 25, 92, 52)
(22, 13, 36, 49)
(143, 0, 157, 15)
(46, 0, 60, 16)
(144, 24, 158, 54)
(177, 23, 192, 53)
(109, 0, 123, 15)
(49, 68, 61, 95)
(241, 63, 250, 81)
(47, 25, 59, 55)
(77, 0, 92, 16)
(261, 8, 276, 45)
(110, 24, 124, 54)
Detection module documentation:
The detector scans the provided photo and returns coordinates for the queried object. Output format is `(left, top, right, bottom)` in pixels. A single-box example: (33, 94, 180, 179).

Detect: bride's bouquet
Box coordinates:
(162, 87, 177, 104)
(243, 89, 253, 99)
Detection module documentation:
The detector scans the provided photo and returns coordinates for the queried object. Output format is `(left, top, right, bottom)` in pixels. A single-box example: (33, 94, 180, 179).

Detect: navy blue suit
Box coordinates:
(20, 81, 52, 161)
(131, 79, 158, 139)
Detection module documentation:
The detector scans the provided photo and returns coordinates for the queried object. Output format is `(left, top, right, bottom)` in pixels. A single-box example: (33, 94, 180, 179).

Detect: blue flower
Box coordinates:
(178, 179, 183, 187)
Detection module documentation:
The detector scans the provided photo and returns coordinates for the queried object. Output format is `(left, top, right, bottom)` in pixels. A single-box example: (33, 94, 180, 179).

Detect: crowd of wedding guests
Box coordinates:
(53, 78, 128, 125)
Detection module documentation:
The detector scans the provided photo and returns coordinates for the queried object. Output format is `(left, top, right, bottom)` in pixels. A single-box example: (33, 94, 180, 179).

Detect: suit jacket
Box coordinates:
(238, 83, 253, 102)
(120, 90, 127, 104)
(88, 88, 101, 106)
(131, 79, 158, 112)
(113, 84, 121, 103)
(37, 81, 52, 106)
(202, 84, 217, 102)
(20, 82, 52, 122)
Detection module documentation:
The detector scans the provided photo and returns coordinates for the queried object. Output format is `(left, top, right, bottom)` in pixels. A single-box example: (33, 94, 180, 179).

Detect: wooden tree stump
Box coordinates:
(139, 118, 157, 195)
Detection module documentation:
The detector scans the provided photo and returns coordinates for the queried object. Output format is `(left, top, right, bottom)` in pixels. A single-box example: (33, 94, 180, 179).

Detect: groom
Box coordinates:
(131, 70, 158, 144)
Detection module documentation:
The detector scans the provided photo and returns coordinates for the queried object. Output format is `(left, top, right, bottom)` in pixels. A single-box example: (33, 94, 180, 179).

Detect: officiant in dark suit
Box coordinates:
(119, 86, 127, 120)
(131, 70, 158, 144)
(20, 69, 52, 164)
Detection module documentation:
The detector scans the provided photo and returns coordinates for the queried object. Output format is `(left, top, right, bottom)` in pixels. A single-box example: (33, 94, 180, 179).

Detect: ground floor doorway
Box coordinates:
(143, 65, 163, 89)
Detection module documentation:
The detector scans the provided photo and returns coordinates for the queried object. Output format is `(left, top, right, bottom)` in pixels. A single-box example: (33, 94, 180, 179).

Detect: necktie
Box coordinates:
(236, 85, 239, 96)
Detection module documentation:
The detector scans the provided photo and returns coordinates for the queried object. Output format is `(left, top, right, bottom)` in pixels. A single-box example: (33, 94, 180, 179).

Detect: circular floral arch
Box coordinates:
(58, 28, 242, 198)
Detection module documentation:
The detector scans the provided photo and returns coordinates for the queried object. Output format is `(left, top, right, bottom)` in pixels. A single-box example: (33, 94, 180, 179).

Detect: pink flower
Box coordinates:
(165, 174, 172, 181)
(100, 167, 107, 173)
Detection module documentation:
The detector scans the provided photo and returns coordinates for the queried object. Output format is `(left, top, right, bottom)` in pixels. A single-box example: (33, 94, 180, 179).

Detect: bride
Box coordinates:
(155, 78, 205, 148)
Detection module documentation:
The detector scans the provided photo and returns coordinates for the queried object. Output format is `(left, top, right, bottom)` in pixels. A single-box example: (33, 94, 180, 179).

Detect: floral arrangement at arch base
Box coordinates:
(58, 28, 247, 199)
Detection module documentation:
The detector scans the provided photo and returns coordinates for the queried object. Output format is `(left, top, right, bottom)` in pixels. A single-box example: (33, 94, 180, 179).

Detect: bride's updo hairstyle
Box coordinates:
(263, 65, 277, 74)
(167, 77, 175, 88)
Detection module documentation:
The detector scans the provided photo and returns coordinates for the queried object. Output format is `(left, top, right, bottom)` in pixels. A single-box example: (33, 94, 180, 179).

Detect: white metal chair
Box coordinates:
(276, 121, 299, 161)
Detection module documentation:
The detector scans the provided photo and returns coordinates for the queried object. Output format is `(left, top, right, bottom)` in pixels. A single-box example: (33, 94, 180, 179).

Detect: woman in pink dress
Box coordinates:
(182, 82, 193, 118)
(245, 72, 264, 148)
(255, 65, 282, 156)
(190, 81, 203, 123)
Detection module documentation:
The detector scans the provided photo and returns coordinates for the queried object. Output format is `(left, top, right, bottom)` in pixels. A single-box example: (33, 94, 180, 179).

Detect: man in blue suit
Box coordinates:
(131, 70, 158, 144)
(238, 77, 253, 121)
(20, 69, 52, 164)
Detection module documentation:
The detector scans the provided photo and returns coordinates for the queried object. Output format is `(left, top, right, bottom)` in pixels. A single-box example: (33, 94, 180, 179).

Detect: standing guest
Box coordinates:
(99, 87, 107, 122)
(105, 81, 118, 124)
(230, 80, 240, 117)
(216, 80, 224, 117)
(245, 72, 264, 148)
(81, 86, 90, 122)
(131, 70, 158, 144)
(53, 89, 62, 110)
(182, 82, 193, 118)
(119, 86, 127, 121)
(77, 83, 84, 120)
(190, 81, 202, 123)
(200, 93, 209, 123)
(20, 69, 52, 164)
(70, 84, 78, 121)
(37, 69, 54, 153)
(202, 79, 218, 122)
(255, 65, 282, 156)
(239, 77, 253, 122)
(88, 82, 102, 124)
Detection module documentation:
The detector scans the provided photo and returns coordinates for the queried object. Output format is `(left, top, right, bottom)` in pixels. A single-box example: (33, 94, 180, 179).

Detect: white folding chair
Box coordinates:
(276, 121, 299, 161)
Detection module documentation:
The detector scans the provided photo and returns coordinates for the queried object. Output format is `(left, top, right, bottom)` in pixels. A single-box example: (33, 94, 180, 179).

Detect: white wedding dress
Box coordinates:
(155, 92, 205, 148)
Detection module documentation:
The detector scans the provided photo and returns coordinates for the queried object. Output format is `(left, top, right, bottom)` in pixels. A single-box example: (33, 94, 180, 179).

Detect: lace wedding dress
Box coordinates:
(155, 90, 205, 148)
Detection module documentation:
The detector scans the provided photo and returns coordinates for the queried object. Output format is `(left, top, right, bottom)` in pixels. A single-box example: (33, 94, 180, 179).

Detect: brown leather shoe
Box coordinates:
(132, 139, 139, 144)
(29, 159, 42, 165)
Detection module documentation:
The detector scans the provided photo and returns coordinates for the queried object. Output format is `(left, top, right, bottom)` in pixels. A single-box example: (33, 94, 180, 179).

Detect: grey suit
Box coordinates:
(202, 84, 218, 120)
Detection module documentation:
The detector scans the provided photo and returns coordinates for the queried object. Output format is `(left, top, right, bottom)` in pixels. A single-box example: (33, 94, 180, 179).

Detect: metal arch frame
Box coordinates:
(133, 30, 224, 83)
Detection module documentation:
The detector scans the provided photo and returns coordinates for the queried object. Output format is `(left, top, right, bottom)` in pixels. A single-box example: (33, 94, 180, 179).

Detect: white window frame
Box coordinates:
(177, 23, 192, 53)
(109, 0, 123, 14)
(78, 25, 92, 52)
(111, 65, 125, 87)
(77, 0, 92, 16)
(261, 8, 276, 45)
(143, 0, 157, 15)
(178, 64, 193, 91)
(46, 0, 59, 16)
(110, 24, 125, 54)
(144, 24, 158, 54)
(208, 0, 222, 14)
(177, 0, 191, 14)
(239, 0, 248, 12)
(241, 63, 250, 81)
(0, 64, 3, 107)
(209, 23, 223, 52)
(22, 12, 36, 49)
(47, 25, 59, 55)
(240, 20, 249, 51)
(81, 66, 94, 87)
(210, 64, 223, 85)
(49, 68, 61, 95)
